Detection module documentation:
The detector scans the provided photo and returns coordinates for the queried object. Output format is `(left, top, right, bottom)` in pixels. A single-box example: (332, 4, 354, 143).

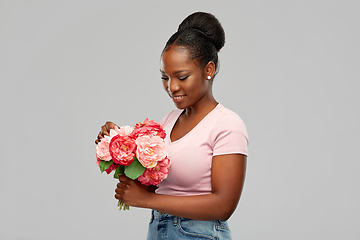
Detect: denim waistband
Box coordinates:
(152, 210, 174, 220)
(151, 210, 228, 225)
(149, 210, 231, 238)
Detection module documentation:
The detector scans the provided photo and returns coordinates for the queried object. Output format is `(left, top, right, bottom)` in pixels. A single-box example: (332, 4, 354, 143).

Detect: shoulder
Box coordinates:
(211, 104, 249, 156)
(213, 104, 247, 132)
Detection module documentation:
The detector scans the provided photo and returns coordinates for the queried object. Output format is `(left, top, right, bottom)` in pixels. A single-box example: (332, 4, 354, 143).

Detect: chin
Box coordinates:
(174, 103, 186, 110)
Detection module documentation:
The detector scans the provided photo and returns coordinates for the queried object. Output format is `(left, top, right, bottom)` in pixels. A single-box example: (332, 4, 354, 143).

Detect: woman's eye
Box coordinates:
(179, 76, 189, 81)
(161, 77, 169, 81)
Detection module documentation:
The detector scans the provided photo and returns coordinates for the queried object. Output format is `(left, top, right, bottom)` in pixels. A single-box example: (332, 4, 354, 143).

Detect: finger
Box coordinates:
(115, 193, 122, 200)
(101, 125, 110, 136)
(98, 131, 104, 139)
(95, 133, 101, 144)
(115, 187, 124, 194)
(119, 175, 131, 183)
(105, 121, 117, 132)
(117, 182, 128, 189)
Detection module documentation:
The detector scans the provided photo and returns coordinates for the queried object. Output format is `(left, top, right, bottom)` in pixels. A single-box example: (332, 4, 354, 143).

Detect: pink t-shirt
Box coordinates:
(156, 104, 248, 196)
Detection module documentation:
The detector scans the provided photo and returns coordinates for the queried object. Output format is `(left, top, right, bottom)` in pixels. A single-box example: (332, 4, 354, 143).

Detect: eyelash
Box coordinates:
(161, 76, 189, 81)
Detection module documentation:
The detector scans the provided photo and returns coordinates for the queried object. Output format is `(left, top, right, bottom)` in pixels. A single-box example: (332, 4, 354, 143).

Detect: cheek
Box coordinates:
(190, 79, 205, 93)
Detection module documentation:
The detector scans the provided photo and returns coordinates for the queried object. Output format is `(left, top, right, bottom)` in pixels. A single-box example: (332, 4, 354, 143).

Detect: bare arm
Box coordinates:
(116, 154, 246, 221)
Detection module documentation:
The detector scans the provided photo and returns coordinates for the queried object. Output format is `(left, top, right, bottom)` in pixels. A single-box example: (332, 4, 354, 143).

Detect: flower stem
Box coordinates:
(118, 200, 130, 210)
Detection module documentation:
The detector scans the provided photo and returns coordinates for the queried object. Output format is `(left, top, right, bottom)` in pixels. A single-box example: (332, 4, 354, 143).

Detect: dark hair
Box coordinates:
(164, 12, 225, 77)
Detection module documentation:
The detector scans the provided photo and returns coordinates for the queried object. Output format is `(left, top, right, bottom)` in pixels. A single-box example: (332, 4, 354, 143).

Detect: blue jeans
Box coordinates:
(146, 210, 232, 240)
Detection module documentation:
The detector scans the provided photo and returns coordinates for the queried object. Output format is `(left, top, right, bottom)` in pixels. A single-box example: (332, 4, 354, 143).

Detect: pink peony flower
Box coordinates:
(135, 135, 167, 168)
(131, 118, 166, 139)
(119, 125, 133, 136)
(138, 157, 171, 185)
(109, 135, 136, 166)
(96, 136, 112, 161)
(109, 126, 121, 137)
(110, 125, 133, 137)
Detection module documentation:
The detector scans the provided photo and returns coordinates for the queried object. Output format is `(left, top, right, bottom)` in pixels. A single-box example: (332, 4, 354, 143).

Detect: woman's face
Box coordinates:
(160, 45, 210, 110)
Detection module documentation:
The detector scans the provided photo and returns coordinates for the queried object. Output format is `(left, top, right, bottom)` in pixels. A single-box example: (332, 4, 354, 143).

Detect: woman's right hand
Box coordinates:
(95, 121, 118, 144)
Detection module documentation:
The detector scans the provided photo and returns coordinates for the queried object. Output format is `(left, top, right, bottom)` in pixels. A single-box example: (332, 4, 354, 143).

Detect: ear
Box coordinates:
(204, 61, 215, 80)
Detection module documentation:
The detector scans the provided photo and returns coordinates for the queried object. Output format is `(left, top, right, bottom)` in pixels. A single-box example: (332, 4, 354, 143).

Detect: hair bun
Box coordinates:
(177, 12, 225, 51)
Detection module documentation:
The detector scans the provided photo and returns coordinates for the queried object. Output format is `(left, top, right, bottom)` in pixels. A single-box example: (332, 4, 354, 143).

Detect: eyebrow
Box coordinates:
(160, 69, 188, 75)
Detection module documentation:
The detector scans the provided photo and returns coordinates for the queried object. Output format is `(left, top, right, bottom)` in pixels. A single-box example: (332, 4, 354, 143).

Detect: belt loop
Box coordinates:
(149, 210, 154, 223)
(173, 216, 178, 225)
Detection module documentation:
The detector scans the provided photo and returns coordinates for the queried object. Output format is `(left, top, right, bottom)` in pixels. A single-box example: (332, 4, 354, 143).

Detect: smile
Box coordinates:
(172, 95, 185, 100)
(171, 95, 186, 103)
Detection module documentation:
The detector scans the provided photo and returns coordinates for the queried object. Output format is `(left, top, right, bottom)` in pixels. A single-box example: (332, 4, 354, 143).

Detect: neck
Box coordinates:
(183, 93, 218, 118)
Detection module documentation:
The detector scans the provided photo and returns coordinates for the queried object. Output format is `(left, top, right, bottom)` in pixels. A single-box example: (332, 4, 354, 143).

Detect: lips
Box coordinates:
(171, 95, 186, 103)
(172, 95, 185, 99)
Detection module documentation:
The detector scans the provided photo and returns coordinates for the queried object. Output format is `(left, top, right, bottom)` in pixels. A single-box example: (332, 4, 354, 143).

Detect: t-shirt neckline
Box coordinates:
(169, 103, 221, 144)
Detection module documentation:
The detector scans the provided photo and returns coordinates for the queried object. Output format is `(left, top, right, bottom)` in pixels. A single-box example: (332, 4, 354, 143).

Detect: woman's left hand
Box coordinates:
(115, 175, 152, 208)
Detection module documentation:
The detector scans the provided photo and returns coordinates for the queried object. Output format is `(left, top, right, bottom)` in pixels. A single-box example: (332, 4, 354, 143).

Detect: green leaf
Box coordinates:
(99, 160, 113, 173)
(124, 157, 146, 180)
(114, 165, 125, 179)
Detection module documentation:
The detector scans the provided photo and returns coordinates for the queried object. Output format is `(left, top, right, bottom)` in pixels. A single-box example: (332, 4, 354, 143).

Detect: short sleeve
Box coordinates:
(212, 114, 249, 157)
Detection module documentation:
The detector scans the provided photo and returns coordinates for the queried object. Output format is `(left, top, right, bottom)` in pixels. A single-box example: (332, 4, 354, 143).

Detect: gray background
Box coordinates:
(1, 0, 359, 239)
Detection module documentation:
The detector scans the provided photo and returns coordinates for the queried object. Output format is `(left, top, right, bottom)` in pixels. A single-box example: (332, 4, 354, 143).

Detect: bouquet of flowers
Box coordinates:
(96, 118, 170, 210)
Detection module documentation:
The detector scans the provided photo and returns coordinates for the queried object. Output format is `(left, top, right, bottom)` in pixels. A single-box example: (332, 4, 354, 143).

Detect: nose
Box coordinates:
(168, 78, 180, 95)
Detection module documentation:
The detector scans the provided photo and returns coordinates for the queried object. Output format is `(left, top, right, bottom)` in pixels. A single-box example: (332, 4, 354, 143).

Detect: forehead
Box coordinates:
(160, 45, 197, 73)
